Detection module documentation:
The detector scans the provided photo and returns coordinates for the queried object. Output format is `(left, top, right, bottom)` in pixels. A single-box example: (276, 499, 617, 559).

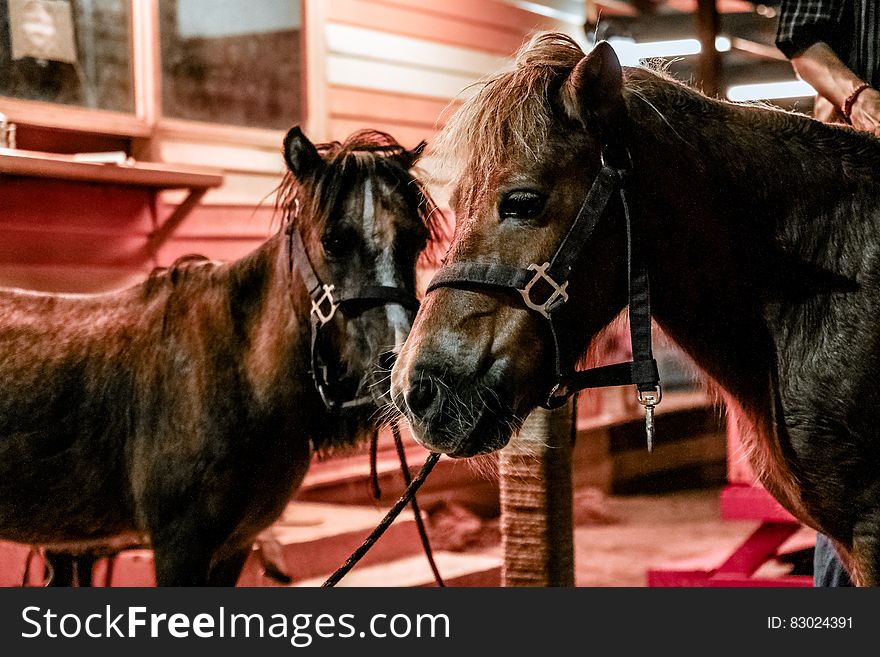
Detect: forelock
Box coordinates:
(436, 32, 586, 195)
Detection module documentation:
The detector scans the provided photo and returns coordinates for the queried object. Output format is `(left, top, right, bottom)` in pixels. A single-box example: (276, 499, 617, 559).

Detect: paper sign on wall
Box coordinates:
(9, 0, 78, 64)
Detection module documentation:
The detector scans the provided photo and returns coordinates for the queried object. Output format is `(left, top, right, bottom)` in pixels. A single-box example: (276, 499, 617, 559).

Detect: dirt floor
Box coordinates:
(571, 486, 815, 586)
(427, 484, 816, 586)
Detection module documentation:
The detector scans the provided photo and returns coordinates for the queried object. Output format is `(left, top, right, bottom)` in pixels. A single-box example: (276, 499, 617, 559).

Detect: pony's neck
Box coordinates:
(223, 233, 314, 408)
(624, 75, 880, 417)
(224, 230, 378, 452)
(627, 71, 880, 257)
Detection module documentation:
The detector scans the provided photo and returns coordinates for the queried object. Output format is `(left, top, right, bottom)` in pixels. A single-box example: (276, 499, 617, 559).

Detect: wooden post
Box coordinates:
(695, 0, 722, 98)
(499, 401, 575, 587)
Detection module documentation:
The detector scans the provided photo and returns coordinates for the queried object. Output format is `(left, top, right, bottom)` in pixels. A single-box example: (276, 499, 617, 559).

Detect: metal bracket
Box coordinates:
(311, 284, 339, 325)
(519, 262, 569, 319)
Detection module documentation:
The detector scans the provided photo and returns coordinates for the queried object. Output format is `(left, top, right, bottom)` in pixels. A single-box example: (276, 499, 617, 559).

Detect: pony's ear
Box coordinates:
(401, 140, 428, 169)
(283, 126, 323, 179)
(561, 41, 623, 124)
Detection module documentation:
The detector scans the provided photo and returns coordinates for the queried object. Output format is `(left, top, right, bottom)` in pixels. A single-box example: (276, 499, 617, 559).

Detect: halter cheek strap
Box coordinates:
(288, 226, 419, 413)
(426, 154, 661, 449)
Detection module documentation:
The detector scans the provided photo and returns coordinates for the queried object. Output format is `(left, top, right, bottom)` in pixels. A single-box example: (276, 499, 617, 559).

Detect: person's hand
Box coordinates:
(849, 87, 880, 137)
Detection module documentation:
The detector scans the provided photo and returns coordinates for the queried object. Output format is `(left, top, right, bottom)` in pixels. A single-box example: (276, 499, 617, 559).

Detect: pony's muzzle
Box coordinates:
(394, 361, 515, 457)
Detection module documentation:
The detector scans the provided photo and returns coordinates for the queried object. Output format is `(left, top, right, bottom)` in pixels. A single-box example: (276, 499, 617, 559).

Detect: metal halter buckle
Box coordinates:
(519, 262, 569, 319)
(311, 284, 339, 325)
(600, 147, 633, 172)
(543, 382, 571, 409)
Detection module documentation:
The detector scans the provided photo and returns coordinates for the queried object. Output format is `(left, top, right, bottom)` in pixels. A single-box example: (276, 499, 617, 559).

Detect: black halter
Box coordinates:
(287, 221, 419, 413)
(426, 149, 661, 439)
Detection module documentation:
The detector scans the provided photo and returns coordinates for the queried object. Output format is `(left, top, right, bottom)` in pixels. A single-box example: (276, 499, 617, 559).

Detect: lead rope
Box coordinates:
(365, 423, 443, 585)
(369, 428, 382, 500)
(391, 421, 445, 586)
(323, 429, 441, 587)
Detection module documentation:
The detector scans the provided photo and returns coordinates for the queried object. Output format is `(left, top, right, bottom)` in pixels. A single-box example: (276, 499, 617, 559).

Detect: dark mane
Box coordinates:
(619, 63, 880, 277)
(276, 129, 446, 263)
(621, 63, 880, 161)
(143, 254, 215, 296)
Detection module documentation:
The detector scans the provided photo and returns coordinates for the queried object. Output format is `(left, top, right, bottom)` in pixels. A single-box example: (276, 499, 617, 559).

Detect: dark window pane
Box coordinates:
(159, 0, 301, 129)
(0, 0, 133, 112)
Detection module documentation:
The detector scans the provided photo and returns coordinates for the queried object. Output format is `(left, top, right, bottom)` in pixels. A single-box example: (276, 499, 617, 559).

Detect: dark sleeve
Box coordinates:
(775, 0, 848, 59)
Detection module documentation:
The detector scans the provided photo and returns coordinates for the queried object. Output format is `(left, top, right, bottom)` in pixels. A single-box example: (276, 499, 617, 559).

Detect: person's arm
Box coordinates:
(790, 42, 880, 136)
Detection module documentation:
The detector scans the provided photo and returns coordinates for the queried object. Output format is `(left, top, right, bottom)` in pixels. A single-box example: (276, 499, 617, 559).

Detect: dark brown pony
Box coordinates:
(0, 127, 440, 586)
(392, 33, 880, 585)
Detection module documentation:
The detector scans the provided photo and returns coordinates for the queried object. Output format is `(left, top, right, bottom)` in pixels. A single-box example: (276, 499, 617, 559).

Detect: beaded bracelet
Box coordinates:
(842, 82, 871, 123)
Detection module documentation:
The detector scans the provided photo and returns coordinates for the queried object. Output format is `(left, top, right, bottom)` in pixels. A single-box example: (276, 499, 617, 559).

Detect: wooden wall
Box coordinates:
(0, 0, 583, 293)
(320, 0, 569, 147)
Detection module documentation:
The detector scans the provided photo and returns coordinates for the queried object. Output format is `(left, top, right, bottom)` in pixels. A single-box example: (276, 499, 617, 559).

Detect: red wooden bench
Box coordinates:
(648, 409, 812, 587)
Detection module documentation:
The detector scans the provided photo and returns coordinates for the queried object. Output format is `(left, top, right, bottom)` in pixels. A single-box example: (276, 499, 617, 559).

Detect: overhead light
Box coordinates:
(607, 36, 732, 66)
(726, 80, 816, 102)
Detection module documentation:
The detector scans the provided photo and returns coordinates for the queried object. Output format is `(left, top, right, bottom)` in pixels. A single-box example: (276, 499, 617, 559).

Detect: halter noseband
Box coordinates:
(426, 148, 662, 449)
(287, 219, 419, 413)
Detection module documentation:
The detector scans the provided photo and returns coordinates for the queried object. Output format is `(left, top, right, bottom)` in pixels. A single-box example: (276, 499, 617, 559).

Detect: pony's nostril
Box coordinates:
(405, 377, 439, 420)
(378, 351, 397, 372)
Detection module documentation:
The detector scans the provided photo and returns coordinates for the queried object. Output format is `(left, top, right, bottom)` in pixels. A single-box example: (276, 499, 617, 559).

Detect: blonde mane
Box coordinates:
(437, 33, 586, 185)
(435, 32, 743, 191)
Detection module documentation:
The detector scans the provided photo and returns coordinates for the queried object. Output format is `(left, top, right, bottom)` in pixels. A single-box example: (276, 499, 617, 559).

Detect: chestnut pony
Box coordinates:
(0, 128, 440, 585)
(392, 34, 880, 585)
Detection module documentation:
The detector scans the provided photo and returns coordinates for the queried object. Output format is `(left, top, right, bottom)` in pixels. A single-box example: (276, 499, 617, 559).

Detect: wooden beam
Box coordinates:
(500, 402, 576, 587)
(695, 0, 722, 97)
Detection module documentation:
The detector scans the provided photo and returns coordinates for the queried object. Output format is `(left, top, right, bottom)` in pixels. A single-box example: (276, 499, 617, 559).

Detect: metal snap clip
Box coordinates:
(637, 385, 662, 453)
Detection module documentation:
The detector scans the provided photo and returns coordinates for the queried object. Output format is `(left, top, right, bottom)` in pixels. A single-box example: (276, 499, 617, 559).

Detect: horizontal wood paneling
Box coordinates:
(0, 230, 150, 268)
(161, 171, 285, 207)
(327, 86, 458, 132)
(326, 119, 437, 150)
(327, 0, 534, 55)
(155, 205, 275, 275)
(154, 140, 286, 176)
(377, 0, 568, 33)
(2, 178, 156, 233)
(156, 204, 279, 240)
(0, 178, 277, 292)
(327, 54, 478, 101)
(320, 0, 582, 187)
(326, 24, 508, 77)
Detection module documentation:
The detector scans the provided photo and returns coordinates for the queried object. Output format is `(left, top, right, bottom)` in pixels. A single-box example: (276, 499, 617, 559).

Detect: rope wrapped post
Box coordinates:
(499, 399, 575, 586)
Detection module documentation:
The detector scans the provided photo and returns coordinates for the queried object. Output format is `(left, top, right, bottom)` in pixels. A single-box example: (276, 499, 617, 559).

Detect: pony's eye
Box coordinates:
(322, 230, 352, 256)
(499, 190, 546, 222)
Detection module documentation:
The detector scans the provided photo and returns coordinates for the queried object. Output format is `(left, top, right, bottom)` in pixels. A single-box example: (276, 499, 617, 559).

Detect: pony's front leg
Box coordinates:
(151, 536, 215, 586)
(148, 508, 233, 586)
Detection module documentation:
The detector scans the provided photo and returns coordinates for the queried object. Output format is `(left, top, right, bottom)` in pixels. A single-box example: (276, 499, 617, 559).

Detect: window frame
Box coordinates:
(0, 0, 317, 148)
